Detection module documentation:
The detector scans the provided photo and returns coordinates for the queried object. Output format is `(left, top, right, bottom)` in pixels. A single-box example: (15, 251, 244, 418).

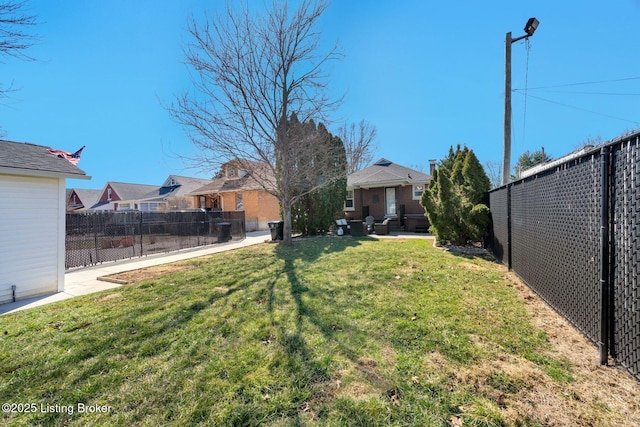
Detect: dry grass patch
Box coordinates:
(99, 262, 195, 284)
(501, 272, 640, 426)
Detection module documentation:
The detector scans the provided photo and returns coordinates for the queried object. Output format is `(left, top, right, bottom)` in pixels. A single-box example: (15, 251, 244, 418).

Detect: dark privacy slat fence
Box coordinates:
(489, 130, 640, 381)
(611, 140, 640, 380)
(66, 210, 245, 269)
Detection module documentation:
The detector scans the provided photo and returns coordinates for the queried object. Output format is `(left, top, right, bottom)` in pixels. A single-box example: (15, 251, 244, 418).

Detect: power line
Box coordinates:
(515, 76, 640, 91)
(513, 92, 640, 126)
(514, 89, 640, 96)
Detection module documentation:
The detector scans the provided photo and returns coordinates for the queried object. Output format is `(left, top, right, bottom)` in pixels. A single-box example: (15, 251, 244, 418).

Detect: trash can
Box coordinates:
(217, 222, 232, 243)
(268, 220, 284, 241)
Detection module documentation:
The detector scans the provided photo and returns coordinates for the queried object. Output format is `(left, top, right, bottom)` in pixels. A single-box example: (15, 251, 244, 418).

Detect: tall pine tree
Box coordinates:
(421, 145, 490, 245)
(289, 118, 347, 235)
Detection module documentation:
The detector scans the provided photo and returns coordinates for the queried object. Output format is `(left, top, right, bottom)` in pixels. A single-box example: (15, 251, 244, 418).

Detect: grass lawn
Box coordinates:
(1, 237, 638, 426)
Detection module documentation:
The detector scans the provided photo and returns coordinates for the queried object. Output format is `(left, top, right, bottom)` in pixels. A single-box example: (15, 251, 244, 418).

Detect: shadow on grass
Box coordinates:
(268, 236, 395, 422)
(1, 236, 391, 425)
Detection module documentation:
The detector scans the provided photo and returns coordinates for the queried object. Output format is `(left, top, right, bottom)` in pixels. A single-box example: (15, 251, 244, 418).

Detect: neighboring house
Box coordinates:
(345, 158, 432, 232)
(78, 176, 213, 212)
(189, 160, 280, 231)
(0, 140, 89, 303)
(121, 175, 212, 211)
(91, 181, 160, 211)
(66, 188, 102, 212)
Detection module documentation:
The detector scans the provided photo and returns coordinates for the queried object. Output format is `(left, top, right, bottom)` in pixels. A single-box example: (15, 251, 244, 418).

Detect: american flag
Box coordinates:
(48, 146, 85, 165)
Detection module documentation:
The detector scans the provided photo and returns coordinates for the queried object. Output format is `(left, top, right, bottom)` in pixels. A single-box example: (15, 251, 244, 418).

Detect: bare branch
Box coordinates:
(338, 120, 377, 174)
(0, 1, 37, 63)
(168, 0, 341, 244)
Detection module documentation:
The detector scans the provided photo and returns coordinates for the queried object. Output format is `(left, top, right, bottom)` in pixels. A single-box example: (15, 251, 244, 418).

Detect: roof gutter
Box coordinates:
(349, 179, 427, 190)
(0, 166, 91, 180)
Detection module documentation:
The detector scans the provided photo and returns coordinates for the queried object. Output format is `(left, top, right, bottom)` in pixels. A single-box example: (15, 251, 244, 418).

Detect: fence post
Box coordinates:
(599, 146, 610, 365)
(507, 184, 512, 270)
(139, 211, 144, 257)
(92, 213, 99, 264)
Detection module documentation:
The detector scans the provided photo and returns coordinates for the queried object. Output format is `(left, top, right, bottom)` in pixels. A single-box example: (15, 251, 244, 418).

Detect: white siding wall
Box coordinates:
(0, 174, 64, 303)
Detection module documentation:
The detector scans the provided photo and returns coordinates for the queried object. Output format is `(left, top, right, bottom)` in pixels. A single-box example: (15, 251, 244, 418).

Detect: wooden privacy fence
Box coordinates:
(65, 210, 245, 269)
(488, 130, 640, 382)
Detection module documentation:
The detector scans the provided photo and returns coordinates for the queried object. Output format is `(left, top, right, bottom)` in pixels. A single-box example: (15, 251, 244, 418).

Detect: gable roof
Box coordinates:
(106, 182, 159, 200)
(138, 175, 212, 201)
(190, 173, 266, 195)
(0, 139, 88, 179)
(347, 158, 430, 189)
(91, 181, 159, 209)
(190, 161, 276, 195)
(68, 188, 102, 210)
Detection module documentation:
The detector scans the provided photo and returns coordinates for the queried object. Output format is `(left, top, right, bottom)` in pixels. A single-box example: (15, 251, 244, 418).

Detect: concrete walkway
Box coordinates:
(0, 231, 271, 316)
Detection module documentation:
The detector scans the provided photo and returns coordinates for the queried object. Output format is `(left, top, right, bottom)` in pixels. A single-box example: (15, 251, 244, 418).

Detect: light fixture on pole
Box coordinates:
(503, 17, 539, 185)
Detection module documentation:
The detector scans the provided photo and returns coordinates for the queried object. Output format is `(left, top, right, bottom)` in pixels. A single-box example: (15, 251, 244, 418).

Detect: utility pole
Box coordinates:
(503, 18, 539, 186)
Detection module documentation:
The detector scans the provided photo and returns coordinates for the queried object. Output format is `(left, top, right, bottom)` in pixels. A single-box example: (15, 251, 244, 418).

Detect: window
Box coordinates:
(199, 196, 206, 209)
(413, 184, 425, 200)
(236, 193, 244, 210)
(141, 202, 167, 211)
(344, 189, 355, 211)
(227, 167, 237, 178)
(107, 188, 112, 201)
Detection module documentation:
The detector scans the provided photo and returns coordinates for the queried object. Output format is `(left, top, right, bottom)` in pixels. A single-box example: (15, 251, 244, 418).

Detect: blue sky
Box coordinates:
(2, 0, 640, 190)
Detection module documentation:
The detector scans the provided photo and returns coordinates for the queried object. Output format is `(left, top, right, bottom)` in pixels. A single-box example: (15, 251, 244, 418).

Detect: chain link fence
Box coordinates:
(489, 130, 640, 381)
(66, 210, 245, 269)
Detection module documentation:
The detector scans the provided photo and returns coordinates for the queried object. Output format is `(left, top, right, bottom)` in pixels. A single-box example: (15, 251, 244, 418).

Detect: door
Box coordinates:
(385, 187, 396, 216)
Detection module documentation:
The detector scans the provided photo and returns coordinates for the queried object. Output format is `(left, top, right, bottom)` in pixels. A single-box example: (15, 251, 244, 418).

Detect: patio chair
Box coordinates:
(374, 218, 390, 235)
(365, 216, 375, 233)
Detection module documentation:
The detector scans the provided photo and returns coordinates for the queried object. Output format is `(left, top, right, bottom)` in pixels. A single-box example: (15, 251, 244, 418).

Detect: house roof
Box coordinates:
(189, 161, 276, 195)
(91, 181, 159, 209)
(0, 139, 88, 179)
(347, 158, 430, 189)
(107, 182, 160, 200)
(68, 188, 102, 210)
(190, 173, 266, 195)
(138, 175, 212, 201)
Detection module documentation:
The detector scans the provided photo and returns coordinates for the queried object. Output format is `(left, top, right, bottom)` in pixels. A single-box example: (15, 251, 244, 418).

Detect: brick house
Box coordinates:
(345, 158, 432, 232)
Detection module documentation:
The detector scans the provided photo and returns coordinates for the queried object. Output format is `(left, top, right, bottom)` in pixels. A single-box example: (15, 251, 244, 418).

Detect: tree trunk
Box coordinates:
(281, 200, 293, 246)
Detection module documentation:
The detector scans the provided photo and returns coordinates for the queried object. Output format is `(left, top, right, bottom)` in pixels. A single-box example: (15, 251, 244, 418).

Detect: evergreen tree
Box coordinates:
(461, 149, 491, 205)
(512, 148, 553, 179)
(420, 145, 491, 245)
(290, 118, 347, 235)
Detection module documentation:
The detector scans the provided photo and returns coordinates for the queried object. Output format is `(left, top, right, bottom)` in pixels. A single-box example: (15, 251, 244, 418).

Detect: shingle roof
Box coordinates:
(106, 182, 160, 200)
(189, 161, 276, 195)
(0, 139, 87, 178)
(68, 188, 102, 210)
(347, 158, 430, 189)
(190, 174, 265, 195)
(138, 175, 213, 200)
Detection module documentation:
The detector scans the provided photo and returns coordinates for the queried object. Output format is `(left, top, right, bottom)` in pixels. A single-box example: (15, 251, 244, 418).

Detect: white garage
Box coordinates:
(0, 140, 88, 303)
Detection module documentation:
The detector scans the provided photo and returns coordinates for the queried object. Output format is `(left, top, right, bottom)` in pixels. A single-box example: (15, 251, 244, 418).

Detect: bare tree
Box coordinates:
(574, 135, 603, 150)
(1, 1, 37, 136)
(0, 1, 36, 60)
(169, 0, 342, 245)
(484, 160, 502, 189)
(338, 120, 377, 174)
